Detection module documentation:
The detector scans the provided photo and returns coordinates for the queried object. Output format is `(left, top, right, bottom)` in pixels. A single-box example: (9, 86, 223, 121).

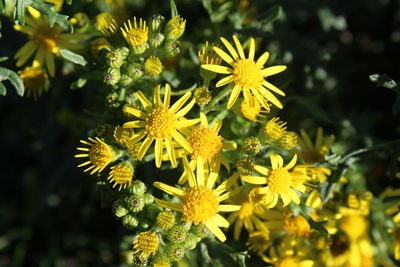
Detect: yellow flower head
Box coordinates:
(108, 161, 134, 190)
(246, 229, 270, 254)
(193, 86, 212, 105)
(18, 65, 48, 99)
(97, 13, 118, 37)
(113, 125, 134, 145)
(263, 117, 287, 140)
(153, 157, 241, 242)
(298, 127, 335, 164)
(156, 211, 176, 230)
(340, 215, 368, 240)
(75, 137, 116, 175)
(240, 95, 270, 122)
(121, 17, 148, 47)
(165, 15, 186, 40)
(14, 14, 84, 77)
(242, 154, 311, 208)
(281, 131, 298, 150)
(202, 35, 287, 109)
(198, 42, 222, 65)
(283, 213, 311, 238)
(123, 83, 200, 168)
(144, 56, 163, 76)
(133, 231, 159, 258)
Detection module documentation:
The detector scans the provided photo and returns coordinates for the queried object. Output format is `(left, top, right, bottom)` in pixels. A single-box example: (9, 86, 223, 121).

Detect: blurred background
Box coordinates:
(0, 0, 399, 266)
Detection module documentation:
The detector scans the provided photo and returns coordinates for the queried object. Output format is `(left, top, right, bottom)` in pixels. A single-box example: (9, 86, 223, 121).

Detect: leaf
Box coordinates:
(60, 49, 87, 66)
(0, 57, 7, 62)
(0, 66, 25, 96)
(261, 5, 283, 24)
(65, 0, 72, 5)
(15, 0, 73, 33)
(70, 78, 87, 90)
(0, 82, 6, 96)
(170, 0, 178, 18)
(370, 74, 400, 114)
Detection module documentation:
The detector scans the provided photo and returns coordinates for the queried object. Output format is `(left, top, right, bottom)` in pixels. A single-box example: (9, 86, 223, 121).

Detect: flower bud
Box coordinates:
(106, 47, 129, 68)
(237, 157, 255, 175)
(183, 234, 200, 250)
(113, 200, 129, 217)
(144, 56, 163, 76)
(125, 196, 145, 213)
(192, 224, 209, 238)
(167, 225, 188, 243)
(125, 63, 143, 80)
(119, 74, 134, 87)
(163, 40, 180, 57)
(127, 180, 146, 196)
(122, 214, 139, 229)
(143, 193, 154, 205)
(280, 131, 297, 150)
(243, 137, 261, 155)
(156, 211, 175, 230)
(164, 15, 186, 40)
(165, 243, 185, 261)
(193, 87, 212, 105)
(104, 67, 120, 85)
(150, 33, 165, 48)
(151, 14, 165, 32)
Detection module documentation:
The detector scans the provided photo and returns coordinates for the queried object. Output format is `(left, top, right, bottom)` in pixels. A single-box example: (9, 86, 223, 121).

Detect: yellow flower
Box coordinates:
(246, 229, 270, 254)
(201, 35, 286, 109)
(226, 188, 268, 240)
(144, 56, 163, 76)
(198, 42, 222, 65)
(75, 137, 116, 175)
(193, 86, 212, 105)
(108, 161, 134, 190)
(113, 125, 134, 145)
(297, 127, 335, 164)
(165, 15, 186, 40)
(242, 154, 311, 208)
(263, 117, 287, 140)
(169, 113, 236, 185)
(340, 215, 368, 241)
(133, 231, 159, 258)
(153, 157, 241, 242)
(18, 64, 48, 99)
(121, 17, 148, 52)
(239, 95, 270, 122)
(97, 14, 118, 37)
(281, 131, 298, 150)
(156, 211, 176, 230)
(123, 83, 200, 168)
(14, 13, 84, 77)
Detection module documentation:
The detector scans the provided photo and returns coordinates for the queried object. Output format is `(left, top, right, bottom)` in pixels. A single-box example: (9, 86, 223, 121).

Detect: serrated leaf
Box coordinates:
(0, 66, 24, 96)
(60, 49, 87, 66)
(170, 0, 178, 18)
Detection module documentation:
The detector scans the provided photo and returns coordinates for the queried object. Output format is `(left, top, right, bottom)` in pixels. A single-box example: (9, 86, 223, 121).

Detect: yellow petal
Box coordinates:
(219, 205, 241, 212)
(261, 81, 285, 96)
(183, 156, 196, 187)
(205, 221, 226, 242)
(153, 182, 184, 197)
(220, 37, 239, 60)
(123, 120, 146, 128)
(175, 98, 196, 118)
(254, 165, 269, 176)
(123, 106, 147, 119)
(213, 46, 234, 65)
(170, 92, 191, 113)
(154, 198, 183, 211)
(154, 84, 162, 106)
(232, 35, 245, 59)
(137, 136, 153, 160)
(285, 154, 297, 170)
(165, 138, 177, 168)
(172, 131, 192, 152)
(164, 83, 171, 107)
(227, 85, 242, 109)
(270, 154, 283, 169)
(216, 75, 234, 87)
(137, 91, 152, 111)
(262, 65, 287, 76)
(248, 38, 255, 61)
(175, 118, 201, 129)
(256, 51, 270, 67)
(201, 64, 233, 74)
(155, 139, 163, 168)
(241, 175, 267, 185)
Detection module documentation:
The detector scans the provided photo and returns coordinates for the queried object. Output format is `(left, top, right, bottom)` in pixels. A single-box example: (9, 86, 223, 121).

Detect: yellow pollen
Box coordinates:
(340, 215, 367, 240)
(182, 186, 219, 224)
(32, 23, 60, 52)
(145, 107, 176, 139)
(283, 214, 311, 237)
(237, 201, 254, 219)
(264, 117, 287, 140)
(233, 59, 264, 88)
(194, 87, 212, 105)
(188, 125, 223, 162)
(133, 232, 159, 256)
(276, 257, 299, 267)
(268, 167, 292, 193)
(89, 140, 113, 167)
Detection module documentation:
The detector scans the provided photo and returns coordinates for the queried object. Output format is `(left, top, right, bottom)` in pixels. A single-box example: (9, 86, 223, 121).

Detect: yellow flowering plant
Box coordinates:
(2, 0, 400, 266)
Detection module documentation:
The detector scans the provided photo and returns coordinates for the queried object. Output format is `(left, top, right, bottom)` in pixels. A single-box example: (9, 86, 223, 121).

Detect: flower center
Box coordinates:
(268, 167, 292, 193)
(276, 257, 299, 267)
(233, 59, 264, 88)
(134, 232, 159, 255)
(32, 23, 60, 52)
(145, 107, 177, 139)
(19, 67, 47, 90)
(182, 186, 219, 224)
(283, 214, 311, 237)
(188, 126, 223, 162)
(89, 141, 112, 167)
(126, 28, 148, 46)
(237, 201, 254, 219)
(110, 163, 133, 185)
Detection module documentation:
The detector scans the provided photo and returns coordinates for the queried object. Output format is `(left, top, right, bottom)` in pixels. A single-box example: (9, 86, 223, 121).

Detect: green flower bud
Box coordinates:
(131, 43, 148, 55)
(104, 67, 120, 85)
(192, 224, 209, 238)
(119, 74, 134, 87)
(164, 15, 186, 40)
(106, 47, 129, 68)
(183, 234, 200, 250)
(151, 14, 165, 32)
(166, 243, 185, 261)
(237, 157, 255, 175)
(140, 218, 151, 228)
(167, 225, 188, 243)
(143, 193, 154, 205)
(122, 214, 139, 229)
(125, 63, 143, 80)
(163, 40, 180, 57)
(125, 196, 145, 213)
(150, 33, 165, 48)
(243, 136, 261, 155)
(113, 200, 129, 217)
(193, 87, 212, 105)
(127, 180, 146, 196)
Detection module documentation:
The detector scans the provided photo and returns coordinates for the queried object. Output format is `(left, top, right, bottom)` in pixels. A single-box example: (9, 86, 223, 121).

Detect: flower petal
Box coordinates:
(227, 85, 242, 109)
(220, 37, 239, 60)
(232, 35, 245, 59)
(201, 64, 233, 74)
(262, 65, 287, 76)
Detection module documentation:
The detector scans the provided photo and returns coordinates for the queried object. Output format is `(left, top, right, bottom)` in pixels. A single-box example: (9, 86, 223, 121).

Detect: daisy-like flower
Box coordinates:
(123, 83, 200, 168)
(14, 12, 84, 77)
(133, 231, 159, 258)
(75, 137, 117, 175)
(297, 127, 335, 164)
(242, 154, 311, 208)
(201, 35, 287, 109)
(121, 17, 148, 53)
(226, 188, 269, 240)
(153, 157, 242, 242)
(18, 64, 49, 99)
(167, 113, 236, 185)
(108, 161, 134, 191)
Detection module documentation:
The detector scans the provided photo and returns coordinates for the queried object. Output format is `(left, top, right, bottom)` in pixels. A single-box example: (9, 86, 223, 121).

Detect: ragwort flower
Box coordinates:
(123, 83, 200, 168)
(201, 35, 286, 109)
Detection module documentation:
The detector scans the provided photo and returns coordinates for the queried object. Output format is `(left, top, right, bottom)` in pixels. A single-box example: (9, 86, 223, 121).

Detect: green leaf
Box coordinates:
(15, 0, 73, 33)
(370, 74, 400, 114)
(0, 66, 25, 96)
(0, 82, 6, 96)
(65, 0, 72, 5)
(59, 49, 87, 66)
(261, 5, 283, 24)
(70, 78, 87, 90)
(0, 57, 7, 62)
(0, 0, 5, 13)
(170, 0, 178, 18)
